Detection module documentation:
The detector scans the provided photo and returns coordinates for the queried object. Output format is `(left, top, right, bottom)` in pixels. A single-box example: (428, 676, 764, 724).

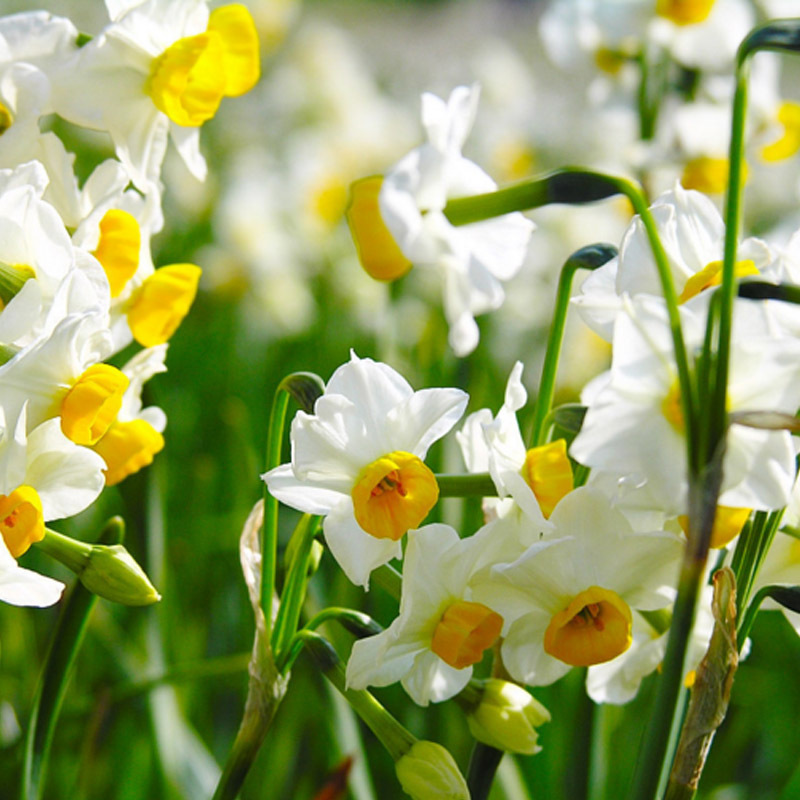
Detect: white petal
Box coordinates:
(323, 502, 402, 588)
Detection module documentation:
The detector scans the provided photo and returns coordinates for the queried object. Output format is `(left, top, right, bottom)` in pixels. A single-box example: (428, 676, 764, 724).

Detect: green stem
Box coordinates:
(443, 169, 621, 226)
(435, 473, 498, 497)
(262, 387, 290, 640)
(530, 243, 617, 446)
(709, 65, 748, 459)
(467, 745, 504, 800)
(21, 519, 123, 800)
(302, 631, 416, 760)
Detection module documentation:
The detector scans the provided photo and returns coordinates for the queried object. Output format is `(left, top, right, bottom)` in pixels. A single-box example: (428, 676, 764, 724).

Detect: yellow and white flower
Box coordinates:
(0, 161, 109, 348)
(457, 361, 572, 527)
(0, 405, 106, 562)
(471, 486, 683, 686)
(263, 352, 467, 587)
(52, 0, 260, 189)
(349, 85, 535, 357)
(346, 523, 504, 705)
(571, 295, 800, 516)
(574, 183, 774, 340)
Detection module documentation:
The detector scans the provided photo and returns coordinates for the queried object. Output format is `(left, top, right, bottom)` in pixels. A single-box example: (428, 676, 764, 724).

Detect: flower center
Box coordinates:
(93, 419, 165, 486)
(678, 505, 751, 549)
(92, 209, 141, 298)
(521, 439, 574, 518)
(60, 364, 130, 445)
(679, 259, 758, 305)
(346, 176, 412, 282)
(544, 586, 632, 666)
(431, 600, 504, 669)
(761, 101, 800, 163)
(127, 263, 201, 346)
(351, 451, 438, 540)
(656, 0, 716, 25)
(0, 486, 45, 558)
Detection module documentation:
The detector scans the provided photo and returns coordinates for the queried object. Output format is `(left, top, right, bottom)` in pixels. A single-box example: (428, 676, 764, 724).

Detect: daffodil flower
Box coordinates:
(0, 405, 106, 562)
(346, 523, 504, 705)
(263, 352, 468, 587)
(457, 361, 573, 526)
(0, 161, 109, 348)
(571, 295, 800, 516)
(52, 0, 260, 189)
(349, 85, 535, 357)
(574, 183, 774, 340)
(471, 486, 683, 686)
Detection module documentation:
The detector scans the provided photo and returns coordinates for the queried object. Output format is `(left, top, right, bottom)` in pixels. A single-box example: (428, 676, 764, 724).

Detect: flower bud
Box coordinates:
(463, 679, 550, 755)
(80, 544, 161, 606)
(394, 740, 470, 800)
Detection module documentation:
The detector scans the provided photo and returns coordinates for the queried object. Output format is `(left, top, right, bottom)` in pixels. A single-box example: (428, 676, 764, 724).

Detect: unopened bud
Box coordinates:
(394, 740, 470, 800)
(80, 544, 161, 606)
(462, 678, 550, 755)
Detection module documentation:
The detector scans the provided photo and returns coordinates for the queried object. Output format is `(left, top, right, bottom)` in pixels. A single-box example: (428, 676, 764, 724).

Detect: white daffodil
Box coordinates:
(574, 183, 774, 340)
(0, 405, 106, 563)
(0, 161, 109, 348)
(571, 295, 800, 519)
(263, 352, 468, 587)
(348, 85, 535, 357)
(92, 345, 167, 486)
(471, 486, 683, 687)
(51, 0, 260, 189)
(346, 523, 504, 706)
(0, 308, 121, 446)
(457, 361, 572, 527)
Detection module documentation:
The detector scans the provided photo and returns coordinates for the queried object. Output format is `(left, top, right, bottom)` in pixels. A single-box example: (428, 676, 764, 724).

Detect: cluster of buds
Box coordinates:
(0, 2, 259, 606)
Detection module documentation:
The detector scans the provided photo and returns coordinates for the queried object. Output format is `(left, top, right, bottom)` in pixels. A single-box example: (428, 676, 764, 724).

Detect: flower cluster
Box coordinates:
(268, 68, 800, 718)
(0, 2, 258, 607)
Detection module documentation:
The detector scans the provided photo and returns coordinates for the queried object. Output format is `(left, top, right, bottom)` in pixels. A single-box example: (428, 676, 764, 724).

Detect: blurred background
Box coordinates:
(2, 1, 800, 798)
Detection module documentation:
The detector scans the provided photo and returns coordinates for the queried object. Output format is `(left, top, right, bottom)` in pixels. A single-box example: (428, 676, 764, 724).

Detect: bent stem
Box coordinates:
(530, 243, 618, 447)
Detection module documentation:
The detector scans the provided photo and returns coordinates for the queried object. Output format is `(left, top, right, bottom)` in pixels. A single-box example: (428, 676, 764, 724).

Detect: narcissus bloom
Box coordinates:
(457, 361, 572, 526)
(346, 523, 504, 705)
(0, 406, 106, 560)
(263, 352, 467, 587)
(574, 184, 773, 340)
(471, 487, 682, 686)
(571, 296, 800, 516)
(52, 0, 260, 188)
(348, 85, 534, 357)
